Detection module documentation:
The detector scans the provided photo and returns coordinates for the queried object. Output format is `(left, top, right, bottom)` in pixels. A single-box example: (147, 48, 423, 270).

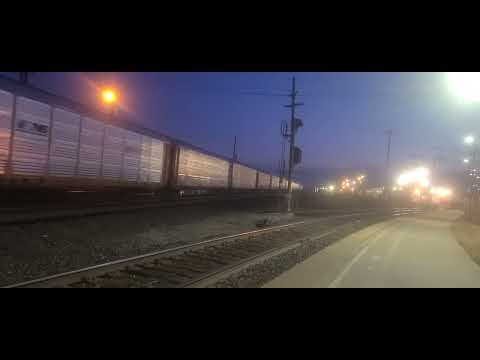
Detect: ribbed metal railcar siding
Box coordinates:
(257, 171, 271, 189)
(138, 136, 152, 183)
(11, 97, 50, 177)
(122, 130, 142, 182)
(271, 176, 280, 189)
(0, 90, 13, 175)
(0, 89, 170, 188)
(149, 139, 165, 183)
(177, 147, 229, 188)
(48, 108, 81, 178)
(292, 182, 302, 191)
(78, 117, 104, 178)
(232, 163, 257, 189)
(101, 125, 124, 180)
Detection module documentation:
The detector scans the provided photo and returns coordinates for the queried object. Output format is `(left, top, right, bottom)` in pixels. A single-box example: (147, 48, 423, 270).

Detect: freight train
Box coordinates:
(0, 77, 302, 193)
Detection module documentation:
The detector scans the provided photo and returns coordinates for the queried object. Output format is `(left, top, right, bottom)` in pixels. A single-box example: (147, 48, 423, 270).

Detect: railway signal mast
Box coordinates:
(285, 77, 304, 212)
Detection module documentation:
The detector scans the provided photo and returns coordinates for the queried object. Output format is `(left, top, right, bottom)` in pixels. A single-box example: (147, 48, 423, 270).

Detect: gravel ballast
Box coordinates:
(0, 204, 297, 287)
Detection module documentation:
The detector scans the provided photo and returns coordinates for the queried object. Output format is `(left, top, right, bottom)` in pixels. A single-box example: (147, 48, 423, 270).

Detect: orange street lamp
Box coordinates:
(102, 88, 117, 105)
(100, 88, 118, 119)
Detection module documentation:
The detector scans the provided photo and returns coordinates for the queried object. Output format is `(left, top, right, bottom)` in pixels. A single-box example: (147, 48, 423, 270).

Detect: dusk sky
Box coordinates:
(2, 72, 477, 184)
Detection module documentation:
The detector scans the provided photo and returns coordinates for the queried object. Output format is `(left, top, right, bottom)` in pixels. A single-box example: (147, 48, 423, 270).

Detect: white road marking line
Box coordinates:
(386, 236, 402, 261)
(328, 245, 371, 288)
(327, 226, 393, 288)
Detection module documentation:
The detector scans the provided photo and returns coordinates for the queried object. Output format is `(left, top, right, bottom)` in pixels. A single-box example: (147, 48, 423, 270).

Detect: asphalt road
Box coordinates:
(264, 210, 480, 288)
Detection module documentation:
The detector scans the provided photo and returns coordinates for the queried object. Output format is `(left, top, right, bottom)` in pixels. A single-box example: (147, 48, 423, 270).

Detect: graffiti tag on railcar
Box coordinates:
(16, 119, 49, 136)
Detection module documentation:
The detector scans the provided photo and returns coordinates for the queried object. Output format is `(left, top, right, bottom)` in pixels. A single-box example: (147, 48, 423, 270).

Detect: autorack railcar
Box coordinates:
(0, 77, 302, 193)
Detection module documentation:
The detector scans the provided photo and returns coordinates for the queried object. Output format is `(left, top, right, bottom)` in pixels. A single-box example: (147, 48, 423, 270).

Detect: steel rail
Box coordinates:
(4, 220, 308, 288)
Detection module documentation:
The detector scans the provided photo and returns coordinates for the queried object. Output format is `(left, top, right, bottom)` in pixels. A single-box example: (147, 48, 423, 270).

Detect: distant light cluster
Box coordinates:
(314, 174, 366, 194)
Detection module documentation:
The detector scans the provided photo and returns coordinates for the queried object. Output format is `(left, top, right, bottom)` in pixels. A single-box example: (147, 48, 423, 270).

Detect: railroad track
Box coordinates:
(0, 191, 286, 225)
(4, 208, 422, 288)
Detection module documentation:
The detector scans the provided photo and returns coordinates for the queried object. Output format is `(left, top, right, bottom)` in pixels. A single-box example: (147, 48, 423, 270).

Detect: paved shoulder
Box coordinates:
(264, 210, 480, 288)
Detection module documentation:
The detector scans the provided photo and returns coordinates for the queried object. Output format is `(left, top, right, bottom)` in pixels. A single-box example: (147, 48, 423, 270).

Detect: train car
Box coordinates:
(177, 147, 229, 189)
(0, 77, 302, 193)
(292, 181, 302, 191)
(232, 163, 257, 189)
(0, 89, 14, 176)
(121, 130, 142, 182)
(11, 96, 51, 178)
(77, 117, 104, 180)
(271, 176, 280, 189)
(257, 171, 271, 190)
(0, 86, 168, 189)
(276, 179, 302, 191)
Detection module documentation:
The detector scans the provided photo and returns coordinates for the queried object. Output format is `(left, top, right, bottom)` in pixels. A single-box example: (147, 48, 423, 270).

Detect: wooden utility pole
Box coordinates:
(233, 136, 238, 161)
(284, 77, 304, 212)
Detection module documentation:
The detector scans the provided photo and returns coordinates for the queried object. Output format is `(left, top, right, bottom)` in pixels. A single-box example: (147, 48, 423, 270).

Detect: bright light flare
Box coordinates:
(448, 72, 480, 103)
(430, 187, 452, 198)
(464, 135, 475, 145)
(397, 167, 430, 187)
(464, 158, 470, 164)
(101, 89, 117, 104)
(419, 178, 430, 188)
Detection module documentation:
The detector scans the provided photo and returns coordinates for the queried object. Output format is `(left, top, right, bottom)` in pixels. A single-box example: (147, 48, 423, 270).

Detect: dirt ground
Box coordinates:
(452, 217, 480, 266)
(0, 203, 298, 286)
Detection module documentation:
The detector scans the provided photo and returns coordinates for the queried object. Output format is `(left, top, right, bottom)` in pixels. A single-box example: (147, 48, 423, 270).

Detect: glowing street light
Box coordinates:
(463, 135, 478, 167)
(101, 88, 117, 105)
(100, 88, 119, 120)
(464, 158, 470, 164)
(447, 72, 480, 103)
(464, 135, 475, 145)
